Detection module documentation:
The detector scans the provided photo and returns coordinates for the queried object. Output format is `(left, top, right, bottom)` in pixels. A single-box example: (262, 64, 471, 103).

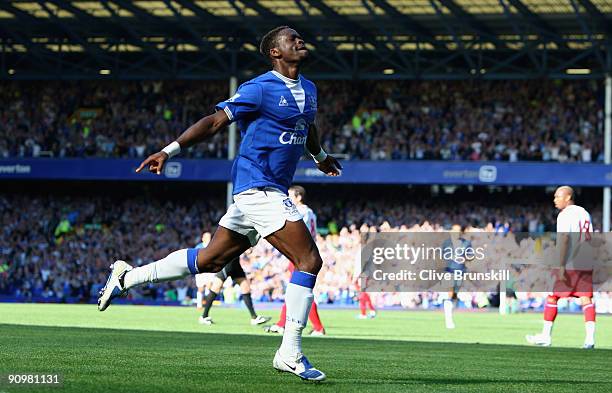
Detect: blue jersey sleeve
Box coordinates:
(215, 81, 262, 123)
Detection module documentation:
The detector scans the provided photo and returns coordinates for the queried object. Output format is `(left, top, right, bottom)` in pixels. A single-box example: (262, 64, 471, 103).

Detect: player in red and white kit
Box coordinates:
(526, 186, 596, 349)
(264, 185, 326, 336)
(352, 242, 376, 319)
(355, 277, 376, 319)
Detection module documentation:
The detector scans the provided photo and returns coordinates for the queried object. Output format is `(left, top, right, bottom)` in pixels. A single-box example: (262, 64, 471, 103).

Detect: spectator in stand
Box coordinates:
(1, 189, 606, 311)
(1, 80, 603, 162)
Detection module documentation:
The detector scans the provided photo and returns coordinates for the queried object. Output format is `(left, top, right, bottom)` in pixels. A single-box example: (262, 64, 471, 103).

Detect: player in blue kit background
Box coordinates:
(97, 26, 341, 382)
(441, 224, 473, 329)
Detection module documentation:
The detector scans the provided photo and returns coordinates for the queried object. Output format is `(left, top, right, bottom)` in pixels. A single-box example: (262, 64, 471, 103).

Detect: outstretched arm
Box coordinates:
(306, 124, 342, 177)
(136, 110, 230, 175)
(177, 110, 230, 149)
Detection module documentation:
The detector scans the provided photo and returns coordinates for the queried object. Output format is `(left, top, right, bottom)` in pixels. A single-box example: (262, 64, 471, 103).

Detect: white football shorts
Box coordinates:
(219, 187, 303, 246)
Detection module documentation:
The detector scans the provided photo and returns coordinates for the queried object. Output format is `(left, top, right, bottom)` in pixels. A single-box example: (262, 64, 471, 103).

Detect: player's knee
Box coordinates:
(546, 295, 558, 304)
(201, 261, 225, 274)
(196, 249, 229, 273)
(300, 251, 322, 274)
(211, 276, 224, 286)
(238, 279, 250, 293)
(580, 296, 592, 305)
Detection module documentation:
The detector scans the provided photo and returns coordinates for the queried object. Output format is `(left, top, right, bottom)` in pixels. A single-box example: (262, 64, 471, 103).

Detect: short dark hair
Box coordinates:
(259, 26, 290, 59)
(290, 185, 306, 201)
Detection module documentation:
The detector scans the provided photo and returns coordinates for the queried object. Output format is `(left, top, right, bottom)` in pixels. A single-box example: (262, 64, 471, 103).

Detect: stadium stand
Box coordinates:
(1, 79, 604, 162)
(1, 184, 605, 312)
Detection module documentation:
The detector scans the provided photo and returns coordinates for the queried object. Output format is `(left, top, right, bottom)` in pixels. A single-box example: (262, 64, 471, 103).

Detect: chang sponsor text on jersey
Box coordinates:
(215, 70, 317, 194)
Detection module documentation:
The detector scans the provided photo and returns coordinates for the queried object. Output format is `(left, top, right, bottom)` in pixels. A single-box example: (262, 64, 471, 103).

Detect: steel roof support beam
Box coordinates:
(498, 0, 541, 74)
(173, 0, 264, 75)
(437, 0, 507, 49)
(507, 0, 569, 50)
(485, 46, 543, 75)
(36, 1, 120, 67)
(306, 0, 406, 72)
(568, 0, 605, 68)
(429, 0, 476, 71)
(0, 26, 75, 74)
(240, 0, 353, 74)
(577, 0, 612, 43)
(161, 0, 229, 72)
(0, 2, 86, 75)
(422, 50, 465, 74)
(100, 1, 172, 73)
(42, 0, 137, 73)
(370, 0, 445, 50)
(360, 0, 413, 74)
(551, 46, 598, 74)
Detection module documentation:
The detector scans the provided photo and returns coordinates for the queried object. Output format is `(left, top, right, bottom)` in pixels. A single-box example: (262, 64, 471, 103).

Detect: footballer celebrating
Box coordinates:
(526, 186, 596, 349)
(98, 26, 341, 381)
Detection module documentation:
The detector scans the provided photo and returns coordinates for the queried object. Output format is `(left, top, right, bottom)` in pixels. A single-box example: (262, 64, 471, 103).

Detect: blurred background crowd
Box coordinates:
(2, 185, 610, 314)
(2, 77, 609, 314)
(1, 79, 605, 162)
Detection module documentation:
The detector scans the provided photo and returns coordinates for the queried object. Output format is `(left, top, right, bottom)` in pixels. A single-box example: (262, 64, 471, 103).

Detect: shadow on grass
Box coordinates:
(1, 324, 610, 393)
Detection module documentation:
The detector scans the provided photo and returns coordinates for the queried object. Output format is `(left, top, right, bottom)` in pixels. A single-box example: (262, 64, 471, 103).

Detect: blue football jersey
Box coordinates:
(441, 237, 472, 266)
(215, 70, 317, 195)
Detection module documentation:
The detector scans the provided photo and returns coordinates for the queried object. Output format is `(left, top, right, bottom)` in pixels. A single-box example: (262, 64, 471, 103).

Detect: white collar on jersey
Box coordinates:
(271, 70, 300, 85)
(271, 70, 305, 113)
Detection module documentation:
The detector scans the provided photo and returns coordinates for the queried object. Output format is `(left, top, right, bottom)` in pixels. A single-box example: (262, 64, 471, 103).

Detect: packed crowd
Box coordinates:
(1, 80, 229, 160)
(1, 79, 604, 162)
(1, 191, 226, 305)
(330, 79, 604, 162)
(2, 188, 608, 312)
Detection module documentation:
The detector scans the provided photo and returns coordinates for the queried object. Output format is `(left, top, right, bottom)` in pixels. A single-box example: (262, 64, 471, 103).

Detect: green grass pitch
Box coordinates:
(0, 303, 610, 393)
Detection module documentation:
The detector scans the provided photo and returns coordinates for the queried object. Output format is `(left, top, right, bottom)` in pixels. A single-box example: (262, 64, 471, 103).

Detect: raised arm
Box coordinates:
(136, 110, 230, 175)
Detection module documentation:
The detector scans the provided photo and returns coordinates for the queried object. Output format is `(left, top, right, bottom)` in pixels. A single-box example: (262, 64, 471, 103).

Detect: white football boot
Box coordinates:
(251, 316, 271, 325)
(98, 260, 132, 311)
(525, 334, 552, 347)
(263, 324, 284, 334)
(273, 351, 326, 382)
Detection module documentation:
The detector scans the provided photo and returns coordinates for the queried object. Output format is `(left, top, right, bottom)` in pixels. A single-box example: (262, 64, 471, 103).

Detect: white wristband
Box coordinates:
(311, 148, 328, 163)
(161, 141, 181, 158)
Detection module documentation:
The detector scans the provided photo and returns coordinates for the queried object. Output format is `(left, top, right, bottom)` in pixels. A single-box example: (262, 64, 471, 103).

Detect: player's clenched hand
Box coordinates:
(135, 151, 169, 175)
(316, 155, 342, 177)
